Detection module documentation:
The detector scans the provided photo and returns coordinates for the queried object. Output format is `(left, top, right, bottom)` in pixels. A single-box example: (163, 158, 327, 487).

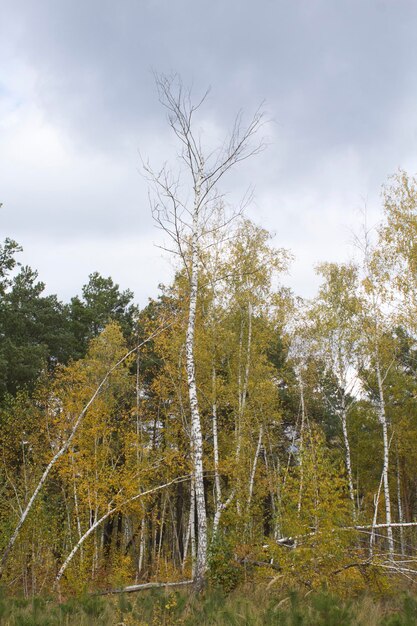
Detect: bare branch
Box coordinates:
(98, 579, 193, 595)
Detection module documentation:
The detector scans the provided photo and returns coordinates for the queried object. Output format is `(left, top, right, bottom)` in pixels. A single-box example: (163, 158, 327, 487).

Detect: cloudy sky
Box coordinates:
(1, 0, 417, 305)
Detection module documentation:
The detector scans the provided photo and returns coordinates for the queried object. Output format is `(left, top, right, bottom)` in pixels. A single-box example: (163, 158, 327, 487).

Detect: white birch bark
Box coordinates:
(340, 400, 356, 520)
(138, 517, 146, 574)
(276, 521, 417, 548)
(376, 358, 394, 558)
(185, 181, 208, 591)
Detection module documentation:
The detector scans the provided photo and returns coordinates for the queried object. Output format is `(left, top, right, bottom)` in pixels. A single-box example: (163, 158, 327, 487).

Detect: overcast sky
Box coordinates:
(1, 0, 417, 306)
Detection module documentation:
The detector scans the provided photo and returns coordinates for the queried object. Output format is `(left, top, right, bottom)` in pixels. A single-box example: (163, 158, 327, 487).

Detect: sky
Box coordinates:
(1, 0, 417, 306)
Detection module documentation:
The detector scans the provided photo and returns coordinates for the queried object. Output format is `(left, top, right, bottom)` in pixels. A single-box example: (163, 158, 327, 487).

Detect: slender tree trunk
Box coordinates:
(156, 495, 168, 573)
(376, 359, 394, 558)
(138, 517, 146, 575)
(212, 368, 222, 512)
(370, 469, 384, 557)
(236, 302, 252, 462)
(175, 480, 185, 565)
(211, 366, 234, 539)
(396, 451, 405, 556)
(297, 375, 306, 518)
(182, 514, 191, 574)
(236, 301, 252, 515)
(341, 401, 356, 520)
(185, 181, 207, 591)
(190, 478, 196, 578)
(248, 425, 263, 509)
(71, 452, 83, 562)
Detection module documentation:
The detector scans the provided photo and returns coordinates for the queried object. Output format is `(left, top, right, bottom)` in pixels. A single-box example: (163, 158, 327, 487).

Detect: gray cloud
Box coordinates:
(1, 0, 417, 302)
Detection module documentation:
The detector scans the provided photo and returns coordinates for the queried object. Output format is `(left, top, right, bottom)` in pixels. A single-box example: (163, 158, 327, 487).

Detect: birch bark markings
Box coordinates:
(185, 179, 208, 591)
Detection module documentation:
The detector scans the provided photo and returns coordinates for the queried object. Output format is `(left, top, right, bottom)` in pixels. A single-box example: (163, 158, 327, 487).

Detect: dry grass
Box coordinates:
(1, 584, 417, 625)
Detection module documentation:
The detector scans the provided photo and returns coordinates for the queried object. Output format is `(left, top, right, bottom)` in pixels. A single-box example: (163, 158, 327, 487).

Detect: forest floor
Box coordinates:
(1, 585, 417, 625)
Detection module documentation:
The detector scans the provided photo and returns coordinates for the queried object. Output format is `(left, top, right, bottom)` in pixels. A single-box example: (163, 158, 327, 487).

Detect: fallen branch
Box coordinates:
(276, 522, 417, 547)
(0, 321, 173, 580)
(97, 580, 193, 595)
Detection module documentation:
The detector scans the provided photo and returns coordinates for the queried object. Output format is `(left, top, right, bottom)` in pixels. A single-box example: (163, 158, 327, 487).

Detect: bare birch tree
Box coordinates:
(145, 74, 264, 591)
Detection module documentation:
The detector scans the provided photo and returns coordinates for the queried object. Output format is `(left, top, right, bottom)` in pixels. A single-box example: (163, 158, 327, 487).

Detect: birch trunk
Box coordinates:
(396, 452, 405, 556)
(186, 265, 207, 587)
(212, 369, 222, 512)
(138, 517, 146, 575)
(236, 302, 253, 515)
(376, 359, 394, 558)
(297, 375, 306, 518)
(211, 367, 223, 539)
(340, 400, 356, 520)
(236, 302, 252, 463)
(370, 469, 384, 557)
(184, 175, 208, 591)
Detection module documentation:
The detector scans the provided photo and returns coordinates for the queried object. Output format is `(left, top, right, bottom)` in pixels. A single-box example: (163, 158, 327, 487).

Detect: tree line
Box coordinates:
(2, 77, 417, 596)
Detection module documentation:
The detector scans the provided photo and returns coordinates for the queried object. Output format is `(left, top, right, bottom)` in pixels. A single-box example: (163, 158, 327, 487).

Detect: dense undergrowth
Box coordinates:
(1, 587, 417, 625)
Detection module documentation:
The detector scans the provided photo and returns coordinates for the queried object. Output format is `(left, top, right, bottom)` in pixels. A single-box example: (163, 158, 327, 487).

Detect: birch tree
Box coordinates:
(309, 262, 361, 519)
(356, 225, 395, 557)
(377, 170, 417, 332)
(145, 74, 264, 591)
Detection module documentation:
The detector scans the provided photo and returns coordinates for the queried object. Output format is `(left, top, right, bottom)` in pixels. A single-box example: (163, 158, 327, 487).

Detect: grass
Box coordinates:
(1, 586, 417, 625)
